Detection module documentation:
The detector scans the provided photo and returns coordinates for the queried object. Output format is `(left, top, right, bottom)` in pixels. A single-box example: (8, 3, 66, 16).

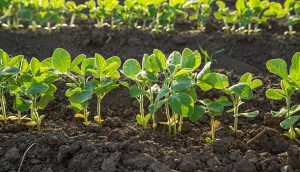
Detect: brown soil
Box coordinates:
(1, 27, 300, 172)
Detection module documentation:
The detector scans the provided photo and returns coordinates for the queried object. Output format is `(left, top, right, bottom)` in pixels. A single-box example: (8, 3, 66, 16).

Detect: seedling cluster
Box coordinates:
(1, 48, 300, 143)
(0, 0, 299, 34)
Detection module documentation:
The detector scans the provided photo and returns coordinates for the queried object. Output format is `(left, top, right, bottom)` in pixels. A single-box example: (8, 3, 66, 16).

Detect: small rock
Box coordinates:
(92, 29, 108, 46)
(281, 165, 293, 172)
(179, 158, 197, 172)
(244, 150, 258, 163)
(149, 162, 172, 172)
(105, 117, 122, 128)
(235, 159, 257, 172)
(31, 159, 41, 164)
(57, 145, 72, 164)
(230, 150, 241, 161)
(101, 152, 121, 172)
(123, 153, 156, 169)
(5, 147, 20, 162)
(211, 137, 234, 154)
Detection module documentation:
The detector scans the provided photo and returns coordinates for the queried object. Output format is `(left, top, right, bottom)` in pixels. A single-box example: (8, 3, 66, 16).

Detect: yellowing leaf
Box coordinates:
(94, 116, 104, 123)
(0, 115, 4, 121)
(75, 113, 85, 119)
(26, 121, 37, 126)
(7, 116, 19, 121)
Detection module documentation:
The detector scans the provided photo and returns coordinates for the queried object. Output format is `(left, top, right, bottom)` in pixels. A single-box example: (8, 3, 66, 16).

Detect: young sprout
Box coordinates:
(87, 54, 121, 126)
(121, 51, 161, 129)
(150, 48, 204, 135)
(0, 49, 23, 124)
(65, 1, 87, 27)
(200, 96, 232, 142)
(51, 48, 92, 126)
(266, 52, 300, 140)
(8, 57, 59, 130)
(198, 72, 262, 133)
(264, 1, 300, 35)
(183, 0, 214, 31)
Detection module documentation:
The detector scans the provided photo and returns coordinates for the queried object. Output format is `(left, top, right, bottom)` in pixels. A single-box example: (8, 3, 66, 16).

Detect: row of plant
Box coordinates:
(0, 0, 299, 34)
(0, 48, 300, 142)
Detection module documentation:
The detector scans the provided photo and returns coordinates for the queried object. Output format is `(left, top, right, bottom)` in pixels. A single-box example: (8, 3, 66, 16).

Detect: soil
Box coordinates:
(1, 26, 300, 172)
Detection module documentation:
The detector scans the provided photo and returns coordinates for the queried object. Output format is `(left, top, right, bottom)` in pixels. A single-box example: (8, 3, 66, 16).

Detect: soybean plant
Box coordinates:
(121, 51, 161, 129)
(199, 72, 262, 133)
(0, 49, 23, 124)
(266, 52, 300, 140)
(150, 48, 205, 135)
(65, 1, 87, 27)
(200, 96, 232, 142)
(10, 57, 59, 130)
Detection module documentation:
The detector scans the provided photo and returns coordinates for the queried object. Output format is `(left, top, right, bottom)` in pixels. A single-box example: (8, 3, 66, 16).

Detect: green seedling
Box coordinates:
(87, 54, 121, 126)
(198, 72, 262, 133)
(199, 96, 232, 142)
(150, 48, 205, 135)
(51, 48, 92, 126)
(214, 0, 270, 34)
(184, 0, 214, 31)
(121, 51, 161, 129)
(266, 52, 300, 140)
(0, 49, 23, 124)
(160, 0, 186, 31)
(9, 57, 59, 130)
(65, 1, 87, 27)
(264, 0, 300, 35)
(148, 0, 168, 32)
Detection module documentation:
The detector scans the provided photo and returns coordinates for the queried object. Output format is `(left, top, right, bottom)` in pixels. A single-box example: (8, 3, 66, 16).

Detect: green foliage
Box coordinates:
(198, 72, 262, 133)
(266, 52, 300, 140)
(214, 0, 270, 34)
(52, 48, 120, 126)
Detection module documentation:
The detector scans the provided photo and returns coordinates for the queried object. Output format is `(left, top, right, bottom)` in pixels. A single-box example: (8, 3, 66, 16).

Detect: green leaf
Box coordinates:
(171, 76, 194, 91)
(70, 54, 86, 71)
(229, 83, 253, 99)
(136, 114, 144, 125)
(236, 111, 259, 118)
(37, 95, 54, 109)
(236, 0, 246, 11)
(240, 73, 252, 85)
(188, 105, 206, 122)
(197, 62, 211, 80)
(0, 49, 9, 66)
(280, 115, 300, 129)
(290, 52, 300, 82)
(30, 58, 40, 77)
(8, 55, 23, 67)
(122, 59, 141, 78)
(129, 86, 145, 97)
(202, 73, 229, 90)
(153, 49, 167, 70)
(81, 58, 95, 75)
(181, 48, 201, 70)
(169, 93, 194, 117)
(27, 83, 49, 96)
(52, 48, 71, 73)
(266, 89, 285, 100)
(250, 79, 263, 89)
(266, 59, 289, 80)
(70, 91, 93, 103)
(13, 98, 31, 112)
(0, 67, 19, 76)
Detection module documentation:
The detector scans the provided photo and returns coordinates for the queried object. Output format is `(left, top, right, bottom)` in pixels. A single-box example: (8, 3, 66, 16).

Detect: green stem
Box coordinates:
(0, 90, 8, 124)
(140, 95, 145, 128)
(70, 14, 76, 26)
(17, 111, 21, 125)
(178, 116, 183, 133)
(97, 95, 102, 126)
(233, 103, 239, 133)
(84, 108, 89, 125)
(155, 8, 160, 33)
(173, 115, 177, 136)
(286, 97, 291, 118)
(165, 100, 171, 135)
